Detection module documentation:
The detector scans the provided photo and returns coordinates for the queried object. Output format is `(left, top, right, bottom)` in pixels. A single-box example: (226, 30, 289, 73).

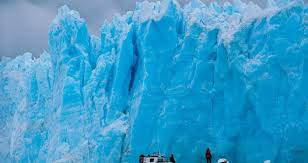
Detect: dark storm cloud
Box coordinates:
(0, 0, 268, 58)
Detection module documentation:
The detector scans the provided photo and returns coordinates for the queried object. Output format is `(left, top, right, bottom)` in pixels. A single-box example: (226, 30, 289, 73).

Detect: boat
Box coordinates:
(218, 158, 229, 163)
(139, 153, 172, 163)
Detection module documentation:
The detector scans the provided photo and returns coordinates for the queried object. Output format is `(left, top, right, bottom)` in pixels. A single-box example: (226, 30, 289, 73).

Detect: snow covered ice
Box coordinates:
(0, 0, 307, 162)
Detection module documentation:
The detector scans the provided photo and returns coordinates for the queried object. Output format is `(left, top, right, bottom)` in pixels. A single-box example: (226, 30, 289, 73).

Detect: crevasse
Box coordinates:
(0, 0, 307, 162)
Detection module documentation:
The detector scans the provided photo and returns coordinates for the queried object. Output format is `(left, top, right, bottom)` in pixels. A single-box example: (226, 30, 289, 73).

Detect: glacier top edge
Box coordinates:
(0, 0, 306, 62)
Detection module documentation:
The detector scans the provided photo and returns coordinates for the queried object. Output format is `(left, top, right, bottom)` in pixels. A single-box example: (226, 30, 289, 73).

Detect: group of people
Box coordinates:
(138, 148, 227, 163)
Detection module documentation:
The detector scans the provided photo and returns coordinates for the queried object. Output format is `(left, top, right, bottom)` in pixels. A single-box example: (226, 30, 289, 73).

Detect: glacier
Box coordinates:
(0, 0, 307, 162)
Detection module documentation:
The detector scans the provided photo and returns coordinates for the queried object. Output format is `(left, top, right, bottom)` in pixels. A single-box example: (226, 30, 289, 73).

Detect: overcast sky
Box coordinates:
(0, 0, 269, 58)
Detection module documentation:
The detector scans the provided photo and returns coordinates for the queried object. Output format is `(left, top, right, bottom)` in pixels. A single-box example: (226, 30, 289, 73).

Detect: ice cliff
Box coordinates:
(0, 0, 307, 162)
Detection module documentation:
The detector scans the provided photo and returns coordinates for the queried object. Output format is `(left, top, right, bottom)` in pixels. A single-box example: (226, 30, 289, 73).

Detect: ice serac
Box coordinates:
(0, 0, 307, 162)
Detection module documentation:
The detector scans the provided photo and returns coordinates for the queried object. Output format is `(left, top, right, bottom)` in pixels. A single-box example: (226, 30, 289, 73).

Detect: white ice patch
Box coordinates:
(101, 115, 128, 136)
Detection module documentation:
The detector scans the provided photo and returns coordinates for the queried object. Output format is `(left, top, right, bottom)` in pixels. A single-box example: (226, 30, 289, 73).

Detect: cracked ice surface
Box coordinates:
(0, 0, 307, 162)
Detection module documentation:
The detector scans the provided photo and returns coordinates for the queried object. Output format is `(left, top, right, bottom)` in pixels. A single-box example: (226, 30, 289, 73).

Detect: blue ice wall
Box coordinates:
(0, 0, 307, 162)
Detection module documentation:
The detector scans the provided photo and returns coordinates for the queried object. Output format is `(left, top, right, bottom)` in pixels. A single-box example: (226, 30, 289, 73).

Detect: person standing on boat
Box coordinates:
(139, 154, 145, 163)
(205, 148, 212, 163)
(170, 154, 176, 163)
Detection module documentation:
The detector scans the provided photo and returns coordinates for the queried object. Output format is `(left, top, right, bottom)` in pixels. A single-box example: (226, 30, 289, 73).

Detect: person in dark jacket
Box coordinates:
(139, 154, 145, 163)
(170, 154, 176, 163)
(205, 148, 212, 163)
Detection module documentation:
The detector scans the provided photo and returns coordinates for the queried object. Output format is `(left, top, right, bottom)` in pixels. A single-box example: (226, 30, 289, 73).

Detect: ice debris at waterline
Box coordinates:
(0, 0, 307, 162)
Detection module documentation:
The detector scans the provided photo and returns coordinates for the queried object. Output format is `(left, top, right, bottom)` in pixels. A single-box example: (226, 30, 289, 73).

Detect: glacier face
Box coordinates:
(0, 0, 307, 162)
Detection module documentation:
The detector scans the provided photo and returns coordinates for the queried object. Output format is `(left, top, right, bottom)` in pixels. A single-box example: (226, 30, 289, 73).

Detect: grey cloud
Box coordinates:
(0, 0, 143, 57)
(0, 1, 54, 57)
